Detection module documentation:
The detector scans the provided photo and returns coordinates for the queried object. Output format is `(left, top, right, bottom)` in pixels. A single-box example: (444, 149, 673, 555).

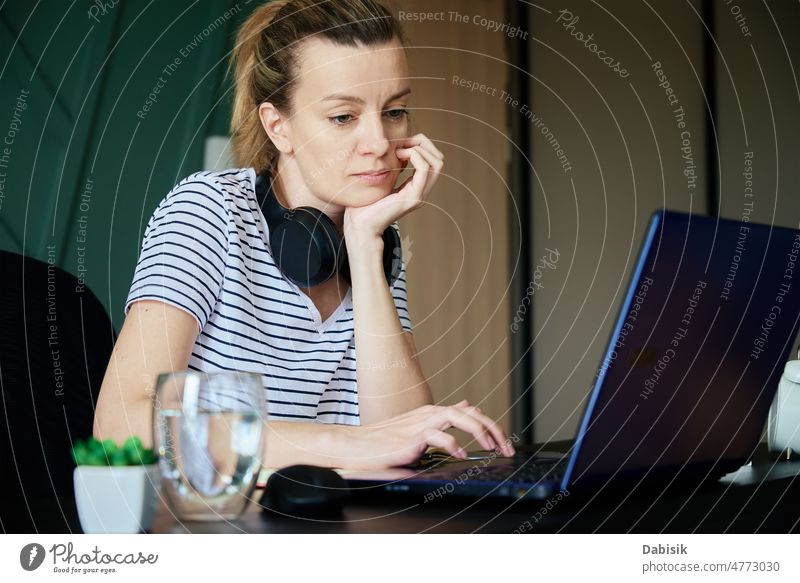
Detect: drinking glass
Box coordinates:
(153, 370, 266, 521)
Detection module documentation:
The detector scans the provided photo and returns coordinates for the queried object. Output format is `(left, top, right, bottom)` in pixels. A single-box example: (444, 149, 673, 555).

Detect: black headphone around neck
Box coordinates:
(254, 167, 402, 289)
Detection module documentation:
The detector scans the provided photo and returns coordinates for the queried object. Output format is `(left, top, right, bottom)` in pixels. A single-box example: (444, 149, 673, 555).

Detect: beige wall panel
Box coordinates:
(389, 0, 512, 436)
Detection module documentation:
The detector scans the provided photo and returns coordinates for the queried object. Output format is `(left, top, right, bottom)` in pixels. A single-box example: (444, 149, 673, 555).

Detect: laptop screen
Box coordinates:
(565, 210, 800, 490)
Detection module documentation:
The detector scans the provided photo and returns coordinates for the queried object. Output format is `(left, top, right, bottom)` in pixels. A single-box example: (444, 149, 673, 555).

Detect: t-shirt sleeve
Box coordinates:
(389, 223, 413, 333)
(125, 172, 230, 331)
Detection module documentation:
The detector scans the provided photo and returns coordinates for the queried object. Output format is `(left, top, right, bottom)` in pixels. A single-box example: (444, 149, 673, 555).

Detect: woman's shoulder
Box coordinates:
(141, 168, 257, 239)
(165, 167, 256, 207)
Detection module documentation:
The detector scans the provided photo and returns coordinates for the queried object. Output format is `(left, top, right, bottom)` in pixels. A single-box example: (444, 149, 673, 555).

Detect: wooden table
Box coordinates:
(151, 446, 800, 534)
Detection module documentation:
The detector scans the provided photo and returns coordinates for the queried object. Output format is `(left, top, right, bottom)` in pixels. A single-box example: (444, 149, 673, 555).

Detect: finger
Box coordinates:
(440, 407, 499, 453)
(462, 409, 515, 457)
(450, 402, 514, 456)
(393, 146, 441, 208)
(455, 401, 482, 415)
(398, 143, 442, 180)
(412, 143, 444, 178)
(405, 145, 441, 200)
(453, 400, 484, 416)
(396, 146, 439, 183)
(411, 139, 443, 163)
(422, 428, 466, 459)
(395, 144, 444, 169)
(419, 138, 444, 162)
(401, 134, 444, 160)
(399, 146, 430, 196)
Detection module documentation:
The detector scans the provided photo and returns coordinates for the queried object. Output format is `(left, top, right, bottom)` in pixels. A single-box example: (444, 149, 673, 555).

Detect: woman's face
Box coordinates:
(280, 36, 410, 208)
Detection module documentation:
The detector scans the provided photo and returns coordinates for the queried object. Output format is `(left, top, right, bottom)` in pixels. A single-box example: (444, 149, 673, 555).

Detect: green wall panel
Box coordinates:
(0, 0, 255, 331)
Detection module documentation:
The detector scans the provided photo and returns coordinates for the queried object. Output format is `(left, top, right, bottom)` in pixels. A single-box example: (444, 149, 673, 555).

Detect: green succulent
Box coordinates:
(71, 436, 157, 466)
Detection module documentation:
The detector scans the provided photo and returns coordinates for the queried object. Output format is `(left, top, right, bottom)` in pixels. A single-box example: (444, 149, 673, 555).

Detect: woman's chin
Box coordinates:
(344, 187, 393, 207)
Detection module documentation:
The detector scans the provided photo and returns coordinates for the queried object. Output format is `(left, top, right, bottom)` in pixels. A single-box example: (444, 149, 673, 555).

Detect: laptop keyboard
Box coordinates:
(435, 457, 569, 485)
(473, 459, 567, 484)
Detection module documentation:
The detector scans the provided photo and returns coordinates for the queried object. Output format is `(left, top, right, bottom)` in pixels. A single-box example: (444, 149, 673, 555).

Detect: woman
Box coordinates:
(94, 0, 514, 470)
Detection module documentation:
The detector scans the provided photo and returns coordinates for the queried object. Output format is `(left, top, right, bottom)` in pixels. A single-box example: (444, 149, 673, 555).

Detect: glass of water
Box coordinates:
(153, 370, 266, 521)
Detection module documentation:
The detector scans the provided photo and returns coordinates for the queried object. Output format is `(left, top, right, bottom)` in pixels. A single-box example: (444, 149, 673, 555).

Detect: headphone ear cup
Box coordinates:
(270, 208, 342, 288)
(339, 240, 351, 285)
(382, 225, 403, 287)
(257, 168, 344, 288)
(337, 227, 400, 287)
(313, 209, 346, 282)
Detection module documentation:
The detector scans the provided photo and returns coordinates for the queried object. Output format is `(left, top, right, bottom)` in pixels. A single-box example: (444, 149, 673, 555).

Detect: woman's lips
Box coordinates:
(353, 170, 391, 185)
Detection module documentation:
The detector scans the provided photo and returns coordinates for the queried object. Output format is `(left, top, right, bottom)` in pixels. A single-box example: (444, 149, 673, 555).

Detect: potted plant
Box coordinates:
(72, 436, 160, 533)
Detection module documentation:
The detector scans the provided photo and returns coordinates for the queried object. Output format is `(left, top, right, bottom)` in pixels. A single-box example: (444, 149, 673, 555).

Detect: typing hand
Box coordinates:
(343, 399, 515, 470)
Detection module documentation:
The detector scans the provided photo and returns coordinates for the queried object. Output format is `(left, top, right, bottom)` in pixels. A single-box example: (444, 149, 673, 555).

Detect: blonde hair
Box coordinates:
(228, 0, 404, 173)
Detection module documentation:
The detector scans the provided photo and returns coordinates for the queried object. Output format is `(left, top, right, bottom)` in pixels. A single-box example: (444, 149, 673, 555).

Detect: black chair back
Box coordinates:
(0, 250, 115, 532)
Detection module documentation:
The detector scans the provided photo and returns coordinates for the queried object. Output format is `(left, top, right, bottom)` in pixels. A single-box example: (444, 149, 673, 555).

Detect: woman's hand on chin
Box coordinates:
(343, 133, 444, 241)
(339, 400, 515, 470)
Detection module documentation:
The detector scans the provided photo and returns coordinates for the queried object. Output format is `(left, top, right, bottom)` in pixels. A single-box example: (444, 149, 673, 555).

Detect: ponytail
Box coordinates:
(228, 0, 290, 173)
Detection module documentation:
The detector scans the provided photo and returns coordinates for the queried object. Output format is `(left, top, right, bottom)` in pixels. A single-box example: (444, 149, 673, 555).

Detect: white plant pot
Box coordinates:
(74, 465, 161, 534)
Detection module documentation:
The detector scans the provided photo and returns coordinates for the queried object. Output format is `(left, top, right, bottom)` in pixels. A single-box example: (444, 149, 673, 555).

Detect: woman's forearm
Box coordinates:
(261, 398, 516, 471)
(94, 398, 155, 449)
(261, 420, 353, 469)
(347, 233, 433, 425)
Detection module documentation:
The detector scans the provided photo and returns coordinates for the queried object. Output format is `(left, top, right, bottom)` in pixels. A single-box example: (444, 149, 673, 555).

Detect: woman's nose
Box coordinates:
(356, 113, 390, 157)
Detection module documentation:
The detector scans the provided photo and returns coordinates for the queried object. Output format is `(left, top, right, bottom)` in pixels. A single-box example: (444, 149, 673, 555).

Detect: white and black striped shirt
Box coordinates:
(125, 167, 412, 425)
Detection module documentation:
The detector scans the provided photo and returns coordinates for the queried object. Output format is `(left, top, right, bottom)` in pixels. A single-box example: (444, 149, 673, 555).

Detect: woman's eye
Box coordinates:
(384, 108, 408, 121)
(330, 114, 354, 126)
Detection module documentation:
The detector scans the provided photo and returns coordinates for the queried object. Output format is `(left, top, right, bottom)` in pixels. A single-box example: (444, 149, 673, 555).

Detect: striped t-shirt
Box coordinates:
(125, 167, 412, 425)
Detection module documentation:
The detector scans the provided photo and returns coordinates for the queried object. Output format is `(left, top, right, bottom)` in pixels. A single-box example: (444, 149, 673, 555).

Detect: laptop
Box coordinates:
(345, 210, 800, 502)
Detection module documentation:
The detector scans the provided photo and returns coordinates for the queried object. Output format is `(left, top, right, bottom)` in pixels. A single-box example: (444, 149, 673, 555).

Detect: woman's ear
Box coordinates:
(258, 102, 293, 154)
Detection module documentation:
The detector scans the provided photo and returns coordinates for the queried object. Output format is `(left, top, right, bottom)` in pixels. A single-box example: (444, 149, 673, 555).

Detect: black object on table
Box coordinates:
(259, 464, 350, 517)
